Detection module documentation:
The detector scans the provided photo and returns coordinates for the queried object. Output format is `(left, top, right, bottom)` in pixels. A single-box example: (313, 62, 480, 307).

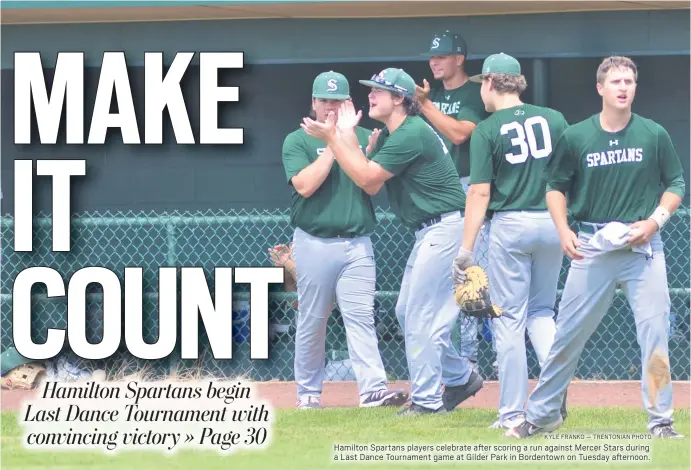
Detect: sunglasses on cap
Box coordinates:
(369, 74, 410, 94)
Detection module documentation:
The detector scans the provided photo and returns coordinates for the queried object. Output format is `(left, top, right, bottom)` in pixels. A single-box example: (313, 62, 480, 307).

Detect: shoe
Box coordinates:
(397, 403, 447, 417)
(650, 424, 684, 439)
(361, 389, 409, 407)
(489, 415, 525, 429)
(489, 419, 503, 429)
(442, 371, 484, 411)
(504, 417, 563, 439)
(297, 396, 321, 409)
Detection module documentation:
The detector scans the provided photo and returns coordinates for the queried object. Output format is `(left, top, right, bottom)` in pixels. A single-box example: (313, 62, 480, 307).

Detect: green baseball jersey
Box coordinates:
(370, 115, 465, 229)
(469, 104, 569, 212)
(427, 80, 490, 178)
(545, 113, 686, 223)
(282, 126, 376, 238)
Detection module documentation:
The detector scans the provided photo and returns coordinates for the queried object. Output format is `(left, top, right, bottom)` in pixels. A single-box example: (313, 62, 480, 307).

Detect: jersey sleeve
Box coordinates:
(282, 133, 311, 184)
(544, 131, 576, 195)
(355, 127, 373, 159)
(371, 129, 423, 175)
(468, 127, 494, 184)
(657, 125, 686, 198)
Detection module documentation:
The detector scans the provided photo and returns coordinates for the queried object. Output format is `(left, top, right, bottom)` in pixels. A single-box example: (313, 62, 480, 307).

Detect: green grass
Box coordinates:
(2, 408, 689, 470)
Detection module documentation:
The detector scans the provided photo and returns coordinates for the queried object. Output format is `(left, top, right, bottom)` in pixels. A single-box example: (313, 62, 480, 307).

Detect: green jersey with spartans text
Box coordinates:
(428, 80, 489, 178)
(282, 126, 376, 238)
(545, 113, 686, 223)
(469, 104, 569, 212)
(370, 115, 466, 229)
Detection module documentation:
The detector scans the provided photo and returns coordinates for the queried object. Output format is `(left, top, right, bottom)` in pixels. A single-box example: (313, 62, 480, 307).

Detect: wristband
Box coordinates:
(648, 206, 671, 230)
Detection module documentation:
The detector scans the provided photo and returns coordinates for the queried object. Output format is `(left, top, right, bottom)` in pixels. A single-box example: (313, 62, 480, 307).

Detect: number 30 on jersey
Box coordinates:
(500, 116, 552, 164)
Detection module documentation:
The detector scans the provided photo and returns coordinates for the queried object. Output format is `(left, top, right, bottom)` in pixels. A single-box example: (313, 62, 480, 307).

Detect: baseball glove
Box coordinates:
(1, 363, 46, 390)
(454, 265, 503, 319)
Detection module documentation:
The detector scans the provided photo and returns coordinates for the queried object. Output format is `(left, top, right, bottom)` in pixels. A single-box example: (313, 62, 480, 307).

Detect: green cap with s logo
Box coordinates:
(312, 71, 350, 100)
(359, 68, 416, 98)
(421, 30, 467, 57)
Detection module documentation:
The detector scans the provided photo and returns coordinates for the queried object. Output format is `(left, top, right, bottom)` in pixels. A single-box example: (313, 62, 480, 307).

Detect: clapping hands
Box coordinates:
(301, 101, 363, 143)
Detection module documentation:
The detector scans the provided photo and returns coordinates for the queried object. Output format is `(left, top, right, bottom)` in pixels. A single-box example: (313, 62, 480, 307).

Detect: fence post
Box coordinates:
(165, 220, 180, 375)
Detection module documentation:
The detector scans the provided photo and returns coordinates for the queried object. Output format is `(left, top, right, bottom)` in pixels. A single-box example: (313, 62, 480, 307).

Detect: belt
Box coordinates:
(334, 233, 360, 239)
(419, 211, 462, 230)
(577, 221, 635, 234)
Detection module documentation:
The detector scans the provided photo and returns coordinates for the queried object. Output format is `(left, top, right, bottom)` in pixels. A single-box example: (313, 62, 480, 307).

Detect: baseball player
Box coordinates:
(417, 31, 492, 367)
(281, 71, 409, 409)
(452, 53, 569, 430)
(301, 67, 483, 416)
(507, 56, 686, 439)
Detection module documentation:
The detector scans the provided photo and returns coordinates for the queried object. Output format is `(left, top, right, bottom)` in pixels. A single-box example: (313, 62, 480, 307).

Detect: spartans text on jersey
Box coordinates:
(433, 101, 461, 115)
(586, 148, 643, 167)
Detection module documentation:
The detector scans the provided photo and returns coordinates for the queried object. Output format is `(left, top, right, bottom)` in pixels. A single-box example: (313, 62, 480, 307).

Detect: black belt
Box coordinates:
(418, 211, 463, 230)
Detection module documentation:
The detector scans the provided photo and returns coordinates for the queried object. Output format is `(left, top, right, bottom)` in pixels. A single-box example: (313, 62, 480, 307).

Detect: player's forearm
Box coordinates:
(648, 191, 683, 231)
(546, 190, 572, 235)
(283, 260, 297, 284)
(340, 128, 360, 149)
(660, 191, 683, 213)
(462, 184, 490, 251)
(328, 131, 378, 193)
(291, 151, 335, 198)
(420, 101, 474, 145)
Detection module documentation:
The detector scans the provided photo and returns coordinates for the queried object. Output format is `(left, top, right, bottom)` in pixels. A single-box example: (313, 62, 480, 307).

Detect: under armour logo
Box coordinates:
(609, 139, 619, 146)
(445, 95, 450, 100)
(514, 110, 525, 115)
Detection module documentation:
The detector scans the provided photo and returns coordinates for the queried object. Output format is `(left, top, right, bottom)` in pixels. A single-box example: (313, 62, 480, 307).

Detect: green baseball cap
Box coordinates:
(359, 68, 416, 98)
(421, 30, 467, 57)
(469, 53, 522, 82)
(312, 71, 350, 100)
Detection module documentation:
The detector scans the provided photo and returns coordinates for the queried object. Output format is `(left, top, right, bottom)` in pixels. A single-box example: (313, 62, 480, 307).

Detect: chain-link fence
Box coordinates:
(1, 206, 689, 383)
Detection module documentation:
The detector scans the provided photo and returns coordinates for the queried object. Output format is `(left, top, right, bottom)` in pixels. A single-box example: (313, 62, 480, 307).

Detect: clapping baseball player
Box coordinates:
(281, 71, 408, 410)
(301, 68, 483, 416)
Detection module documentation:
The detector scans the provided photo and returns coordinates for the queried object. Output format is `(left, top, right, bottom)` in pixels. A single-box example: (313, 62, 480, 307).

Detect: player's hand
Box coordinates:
(415, 79, 431, 104)
(337, 100, 362, 131)
(268, 244, 293, 267)
(452, 247, 474, 284)
(628, 219, 658, 246)
(559, 229, 583, 260)
(301, 111, 337, 142)
(366, 128, 381, 155)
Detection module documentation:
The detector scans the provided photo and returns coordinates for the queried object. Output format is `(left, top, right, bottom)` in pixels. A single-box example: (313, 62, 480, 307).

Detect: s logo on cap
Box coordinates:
(431, 38, 440, 49)
(327, 79, 338, 91)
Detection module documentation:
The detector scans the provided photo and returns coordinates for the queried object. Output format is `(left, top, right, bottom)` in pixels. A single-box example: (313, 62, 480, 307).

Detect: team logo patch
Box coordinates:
(327, 78, 338, 92)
